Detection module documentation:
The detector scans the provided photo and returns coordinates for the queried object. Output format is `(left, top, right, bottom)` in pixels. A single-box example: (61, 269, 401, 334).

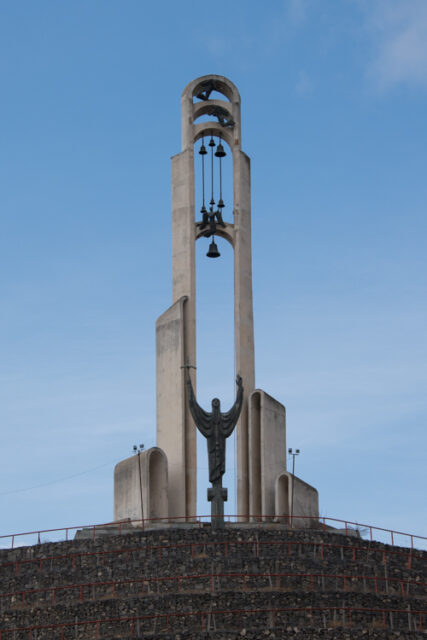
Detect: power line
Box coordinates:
(0, 456, 123, 497)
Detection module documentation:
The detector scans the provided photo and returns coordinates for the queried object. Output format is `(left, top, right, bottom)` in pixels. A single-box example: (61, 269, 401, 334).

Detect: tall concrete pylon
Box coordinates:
(115, 74, 318, 527)
(156, 75, 255, 519)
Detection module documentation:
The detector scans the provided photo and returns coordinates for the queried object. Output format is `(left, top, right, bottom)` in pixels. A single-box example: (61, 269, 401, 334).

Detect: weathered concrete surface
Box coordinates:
(233, 149, 255, 519)
(114, 453, 143, 522)
(114, 447, 168, 523)
(156, 297, 190, 519)
(133, 74, 319, 526)
(170, 147, 197, 519)
(249, 390, 286, 520)
(275, 471, 319, 527)
(157, 75, 256, 521)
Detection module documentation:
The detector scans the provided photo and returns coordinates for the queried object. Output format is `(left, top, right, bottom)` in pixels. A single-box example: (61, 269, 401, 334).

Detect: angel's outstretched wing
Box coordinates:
(221, 375, 244, 438)
(186, 373, 213, 437)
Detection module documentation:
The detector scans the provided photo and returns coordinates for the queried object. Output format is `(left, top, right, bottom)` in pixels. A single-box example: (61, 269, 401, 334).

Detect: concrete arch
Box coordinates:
(181, 75, 242, 151)
(114, 447, 168, 524)
(183, 74, 240, 104)
(276, 473, 290, 524)
(194, 123, 235, 149)
(195, 223, 234, 247)
(275, 471, 319, 529)
(193, 99, 233, 123)
(146, 448, 168, 521)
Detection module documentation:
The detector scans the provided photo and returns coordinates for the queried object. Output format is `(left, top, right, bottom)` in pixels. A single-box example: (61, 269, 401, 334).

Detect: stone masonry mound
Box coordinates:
(0, 525, 426, 639)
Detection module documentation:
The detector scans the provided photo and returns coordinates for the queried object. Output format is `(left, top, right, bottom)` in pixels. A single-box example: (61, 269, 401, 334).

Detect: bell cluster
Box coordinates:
(197, 135, 227, 258)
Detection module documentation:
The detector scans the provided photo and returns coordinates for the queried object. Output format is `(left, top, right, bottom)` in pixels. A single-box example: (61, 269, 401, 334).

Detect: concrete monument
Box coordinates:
(114, 75, 319, 526)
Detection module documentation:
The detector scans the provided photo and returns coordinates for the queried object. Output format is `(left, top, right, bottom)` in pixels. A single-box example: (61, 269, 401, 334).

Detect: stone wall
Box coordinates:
(0, 525, 425, 638)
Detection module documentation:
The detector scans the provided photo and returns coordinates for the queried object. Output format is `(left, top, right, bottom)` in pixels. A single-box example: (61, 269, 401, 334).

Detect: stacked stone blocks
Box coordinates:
(0, 526, 425, 638)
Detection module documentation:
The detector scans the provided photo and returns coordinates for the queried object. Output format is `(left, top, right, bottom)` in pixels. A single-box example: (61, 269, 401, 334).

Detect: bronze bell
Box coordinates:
(206, 238, 220, 258)
(217, 198, 225, 209)
(208, 137, 216, 147)
(215, 143, 226, 158)
(199, 144, 207, 155)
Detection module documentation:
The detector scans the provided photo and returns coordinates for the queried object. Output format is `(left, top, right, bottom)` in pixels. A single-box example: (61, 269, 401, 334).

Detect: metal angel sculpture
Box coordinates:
(186, 370, 243, 528)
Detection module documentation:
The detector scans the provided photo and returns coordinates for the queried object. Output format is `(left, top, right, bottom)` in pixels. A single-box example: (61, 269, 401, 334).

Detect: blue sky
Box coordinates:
(1, 0, 426, 546)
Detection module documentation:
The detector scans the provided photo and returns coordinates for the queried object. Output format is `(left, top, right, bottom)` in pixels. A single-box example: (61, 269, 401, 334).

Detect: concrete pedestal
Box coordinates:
(114, 447, 168, 524)
(275, 471, 319, 528)
(249, 390, 287, 521)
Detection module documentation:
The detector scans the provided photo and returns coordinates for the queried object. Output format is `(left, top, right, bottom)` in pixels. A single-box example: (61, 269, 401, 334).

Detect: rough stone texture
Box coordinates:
(111, 633, 426, 639)
(0, 526, 425, 638)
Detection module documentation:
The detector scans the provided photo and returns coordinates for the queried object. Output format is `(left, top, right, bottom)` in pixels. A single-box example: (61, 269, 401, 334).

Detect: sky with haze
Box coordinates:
(0, 0, 426, 547)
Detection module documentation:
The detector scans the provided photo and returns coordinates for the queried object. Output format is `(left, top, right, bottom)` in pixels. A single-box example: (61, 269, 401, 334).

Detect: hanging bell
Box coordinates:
(199, 143, 207, 155)
(215, 143, 226, 158)
(217, 198, 225, 209)
(208, 136, 216, 147)
(206, 238, 220, 258)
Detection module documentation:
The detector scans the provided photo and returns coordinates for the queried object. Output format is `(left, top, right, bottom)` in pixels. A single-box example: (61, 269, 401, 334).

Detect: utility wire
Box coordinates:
(0, 455, 125, 497)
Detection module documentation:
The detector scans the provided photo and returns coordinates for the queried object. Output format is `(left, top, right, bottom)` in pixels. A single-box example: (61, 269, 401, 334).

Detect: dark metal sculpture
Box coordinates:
(198, 207, 226, 237)
(206, 105, 235, 128)
(195, 80, 234, 126)
(195, 79, 217, 101)
(186, 371, 243, 528)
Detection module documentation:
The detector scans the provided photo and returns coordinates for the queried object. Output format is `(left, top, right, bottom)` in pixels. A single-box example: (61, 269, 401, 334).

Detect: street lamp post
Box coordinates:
(288, 448, 300, 528)
(133, 444, 144, 523)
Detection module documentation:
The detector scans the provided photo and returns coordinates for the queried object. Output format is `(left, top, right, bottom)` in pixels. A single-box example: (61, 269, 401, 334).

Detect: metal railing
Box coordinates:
(0, 605, 425, 637)
(1, 537, 424, 576)
(1, 571, 425, 611)
(0, 514, 426, 550)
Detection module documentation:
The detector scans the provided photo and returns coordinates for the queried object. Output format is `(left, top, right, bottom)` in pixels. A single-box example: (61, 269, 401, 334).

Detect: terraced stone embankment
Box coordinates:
(0, 525, 425, 638)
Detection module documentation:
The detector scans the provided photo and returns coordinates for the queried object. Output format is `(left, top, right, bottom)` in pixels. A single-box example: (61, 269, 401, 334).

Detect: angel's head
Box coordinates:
(212, 398, 220, 410)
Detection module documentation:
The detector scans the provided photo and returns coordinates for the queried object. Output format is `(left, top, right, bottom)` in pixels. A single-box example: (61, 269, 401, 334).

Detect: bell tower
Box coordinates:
(115, 74, 318, 527)
(156, 75, 255, 518)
